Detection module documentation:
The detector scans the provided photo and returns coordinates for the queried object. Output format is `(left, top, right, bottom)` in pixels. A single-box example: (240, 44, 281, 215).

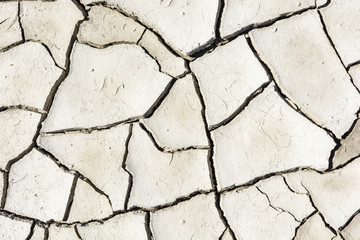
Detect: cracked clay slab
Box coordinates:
(250, 10, 360, 137)
(190, 35, 269, 126)
(77, 6, 145, 47)
(212, 83, 335, 190)
(151, 193, 226, 240)
(4, 149, 74, 222)
(38, 124, 130, 212)
(77, 211, 148, 240)
(141, 74, 208, 150)
(220, 0, 315, 38)
(0, 2, 22, 51)
(320, 0, 360, 66)
(41, 42, 171, 132)
(0, 215, 32, 240)
(81, 0, 219, 58)
(221, 185, 300, 240)
(20, 0, 85, 68)
(0, 109, 41, 170)
(0, 42, 63, 110)
(126, 124, 212, 209)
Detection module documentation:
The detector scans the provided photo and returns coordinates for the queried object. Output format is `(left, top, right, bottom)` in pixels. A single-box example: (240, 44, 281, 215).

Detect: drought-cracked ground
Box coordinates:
(1, 0, 360, 239)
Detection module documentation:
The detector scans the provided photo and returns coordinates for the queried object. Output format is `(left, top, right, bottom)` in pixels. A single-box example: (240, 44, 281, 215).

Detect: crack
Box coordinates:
(136, 28, 147, 45)
(74, 225, 83, 240)
(25, 221, 36, 240)
(145, 211, 154, 240)
(347, 59, 360, 71)
(256, 186, 300, 223)
(192, 73, 237, 239)
(143, 74, 185, 118)
(214, 0, 225, 39)
(62, 174, 79, 221)
(0, 105, 47, 114)
(17, 0, 25, 43)
(122, 124, 133, 210)
(317, 9, 360, 94)
(44, 226, 49, 240)
(138, 122, 210, 153)
(209, 80, 272, 131)
(40, 116, 140, 136)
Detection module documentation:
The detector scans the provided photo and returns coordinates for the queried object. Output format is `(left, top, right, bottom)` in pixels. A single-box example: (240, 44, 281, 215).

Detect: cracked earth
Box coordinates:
(1, 0, 360, 239)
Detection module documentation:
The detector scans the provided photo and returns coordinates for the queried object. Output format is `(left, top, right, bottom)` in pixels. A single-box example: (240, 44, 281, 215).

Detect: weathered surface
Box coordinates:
(20, 0, 84, 68)
(250, 10, 360, 137)
(77, 6, 145, 47)
(221, 186, 300, 240)
(77, 211, 148, 240)
(5, 149, 74, 222)
(257, 176, 314, 222)
(0, 110, 40, 169)
(0, 42, 63, 110)
(38, 124, 130, 211)
(151, 193, 226, 239)
(294, 213, 335, 240)
(220, 0, 315, 38)
(285, 158, 360, 230)
(0, 2, 22, 50)
(191, 35, 269, 126)
(41, 43, 171, 132)
(212, 83, 335, 190)
(126, 124, 211, 209)
(0, 215, 32, 240)
(321, 0, 360, 66)
(142, 74, 208, 150)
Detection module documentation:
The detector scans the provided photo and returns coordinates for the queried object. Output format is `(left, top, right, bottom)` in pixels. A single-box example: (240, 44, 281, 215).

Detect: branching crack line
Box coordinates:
(122, 124, 134, 211)
(256, 186, 300, 223)
(35, 146, 114, 214)
(191, 73, 237, 240)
